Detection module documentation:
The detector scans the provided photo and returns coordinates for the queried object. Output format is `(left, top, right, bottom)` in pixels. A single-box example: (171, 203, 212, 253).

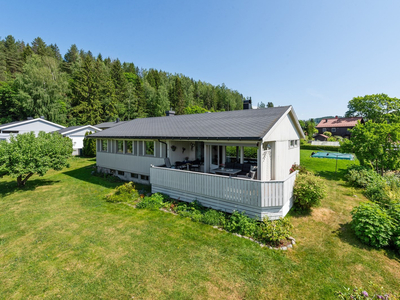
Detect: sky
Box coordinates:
(2, 0, 400, 120)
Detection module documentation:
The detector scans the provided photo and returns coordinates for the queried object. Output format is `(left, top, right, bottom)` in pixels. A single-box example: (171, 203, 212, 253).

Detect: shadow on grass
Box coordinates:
(334, 222, 400, 261)
(313, 169, 348, 181)
(0, 178, 60, 197)
(287, 209, 312, 218)
(63, 164, 151, 192)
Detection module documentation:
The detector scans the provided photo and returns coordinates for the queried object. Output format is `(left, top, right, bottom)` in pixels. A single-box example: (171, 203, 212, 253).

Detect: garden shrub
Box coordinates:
(224, 211, 258, 237)
(388, 203, 400, 253)
(289, 164, 309, 175)
(136, 193, 170, 210)
(351, 202, 394, 248)
(254, 217, 293, 246)
(293, 173, 326, 210)
(106, 182, 139, 203)
(345, 166, 380, 188)
(201, 209, 226, 226)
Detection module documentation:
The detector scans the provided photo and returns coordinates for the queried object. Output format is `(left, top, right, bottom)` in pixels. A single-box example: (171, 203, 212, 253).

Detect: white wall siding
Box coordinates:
(97, 152, 164, 176)
(1, 120, 63, 135)
(150, 166, 298, 220)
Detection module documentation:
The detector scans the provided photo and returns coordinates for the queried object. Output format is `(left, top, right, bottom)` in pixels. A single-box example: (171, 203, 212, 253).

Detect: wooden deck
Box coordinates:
(150, 166, 298, 220)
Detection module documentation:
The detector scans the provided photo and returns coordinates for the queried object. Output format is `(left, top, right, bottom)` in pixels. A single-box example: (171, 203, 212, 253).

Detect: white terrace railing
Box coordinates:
(149, 166, 298, 219)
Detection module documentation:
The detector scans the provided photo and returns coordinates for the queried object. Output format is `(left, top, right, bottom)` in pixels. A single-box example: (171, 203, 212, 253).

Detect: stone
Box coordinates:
(287, 244, 293, 248)
(281, 246, 288, 250)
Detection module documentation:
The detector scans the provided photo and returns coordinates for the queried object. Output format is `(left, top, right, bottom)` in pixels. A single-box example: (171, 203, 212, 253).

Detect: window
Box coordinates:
(101, 140, 108, 152)
(118, 170, 124, 176)
(289, 140, 299, 148)
(131, 173, 138, 178)
(116, 140, 123, 153)
(141, 175, 149, 181)
(125, 141, 133, 154)
(145, 141, 154, 156)
(331, 128, 336, 133)
(322, 128, 327, 132)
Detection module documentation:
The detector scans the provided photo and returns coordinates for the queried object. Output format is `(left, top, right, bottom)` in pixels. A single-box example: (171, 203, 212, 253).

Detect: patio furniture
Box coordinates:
(212, 168, 242, 177)
(164, 157, 172, 168)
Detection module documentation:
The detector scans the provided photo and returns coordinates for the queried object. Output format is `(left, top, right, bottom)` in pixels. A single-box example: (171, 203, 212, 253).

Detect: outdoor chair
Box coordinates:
(164, 157, 172, 168)
(237, 170, 256, 180)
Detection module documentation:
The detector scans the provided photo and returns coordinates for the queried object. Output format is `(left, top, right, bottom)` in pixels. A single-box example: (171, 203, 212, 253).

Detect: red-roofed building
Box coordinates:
(316, 116, 364, 138)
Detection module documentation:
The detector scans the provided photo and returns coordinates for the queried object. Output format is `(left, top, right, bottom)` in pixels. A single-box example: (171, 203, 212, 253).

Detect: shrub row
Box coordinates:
(136, 193, 293, 246)
(345, 166, 400, 252)
(300, 144, 340, 151)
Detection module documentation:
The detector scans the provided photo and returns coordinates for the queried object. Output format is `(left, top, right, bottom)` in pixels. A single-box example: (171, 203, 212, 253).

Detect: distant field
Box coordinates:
(0, 155, 398, 299)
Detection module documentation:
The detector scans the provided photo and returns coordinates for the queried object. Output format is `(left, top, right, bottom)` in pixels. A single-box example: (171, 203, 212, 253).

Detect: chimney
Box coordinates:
(165, 111, 175, 116)
(335, 116, 338, 119)
(243, 97, 252, 110)
(116, 118, 120, 123)
(325, 119, 328, 123)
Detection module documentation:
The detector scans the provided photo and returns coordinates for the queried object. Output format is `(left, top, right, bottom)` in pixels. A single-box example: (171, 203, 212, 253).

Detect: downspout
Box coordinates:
(158, 139, 168, 157)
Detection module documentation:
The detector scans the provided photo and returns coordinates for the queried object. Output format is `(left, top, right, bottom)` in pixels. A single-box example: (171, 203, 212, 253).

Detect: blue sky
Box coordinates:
(2, 0, 400, 120)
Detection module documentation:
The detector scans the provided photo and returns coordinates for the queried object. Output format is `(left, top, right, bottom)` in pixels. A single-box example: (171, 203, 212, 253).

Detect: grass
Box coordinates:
(0, 154, 399, 299)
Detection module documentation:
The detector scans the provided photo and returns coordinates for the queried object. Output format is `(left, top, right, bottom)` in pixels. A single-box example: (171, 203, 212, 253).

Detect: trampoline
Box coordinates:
(311, 151, 354, 160)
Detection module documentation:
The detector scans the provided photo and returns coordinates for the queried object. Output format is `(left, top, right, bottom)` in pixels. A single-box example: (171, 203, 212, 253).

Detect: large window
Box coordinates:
(117, 140, 123, 153)
(125, 141, 133, 154)
(145, 141, 154, 156)
(101, 140, 107, 152)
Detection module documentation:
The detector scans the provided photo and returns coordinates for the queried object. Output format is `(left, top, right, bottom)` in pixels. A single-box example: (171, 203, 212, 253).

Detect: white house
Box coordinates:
(57, 125, 102, 155)
(0, 117, 65, 141)
(89, 106, 305, 220)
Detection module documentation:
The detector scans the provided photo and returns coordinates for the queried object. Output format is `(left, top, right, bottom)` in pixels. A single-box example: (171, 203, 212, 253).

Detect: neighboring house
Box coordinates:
(314, 133, 329, 141)
(95, 119, 128, 130)
(316, 116, 364, 138)
(0, 117, 65, 141)
(57, 125, 101, 156)
(89, 106, 305, 220)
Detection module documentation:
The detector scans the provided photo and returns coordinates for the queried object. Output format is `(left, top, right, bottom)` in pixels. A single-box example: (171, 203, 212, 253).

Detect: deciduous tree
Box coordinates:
(0, 132, 72, 186)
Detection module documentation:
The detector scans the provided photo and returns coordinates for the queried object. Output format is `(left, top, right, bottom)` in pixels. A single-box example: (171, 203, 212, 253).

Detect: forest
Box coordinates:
(0, 35, 247, 126)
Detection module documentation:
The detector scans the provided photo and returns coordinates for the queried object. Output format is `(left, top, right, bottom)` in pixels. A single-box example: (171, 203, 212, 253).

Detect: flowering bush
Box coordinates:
(289, 164, 309, 175)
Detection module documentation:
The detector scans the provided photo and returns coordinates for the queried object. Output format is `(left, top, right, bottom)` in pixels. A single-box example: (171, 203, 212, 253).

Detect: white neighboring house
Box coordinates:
(57, 125, 102, 156)
(0, 117, 65, 141)
(89, 106, 305, 220)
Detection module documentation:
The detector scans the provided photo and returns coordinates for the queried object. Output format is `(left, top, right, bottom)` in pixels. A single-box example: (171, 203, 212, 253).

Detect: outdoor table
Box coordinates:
(211, 168, 242, 177)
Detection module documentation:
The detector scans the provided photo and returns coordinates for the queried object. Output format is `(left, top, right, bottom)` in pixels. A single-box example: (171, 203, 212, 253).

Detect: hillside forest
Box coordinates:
(0, 35, 247, 126)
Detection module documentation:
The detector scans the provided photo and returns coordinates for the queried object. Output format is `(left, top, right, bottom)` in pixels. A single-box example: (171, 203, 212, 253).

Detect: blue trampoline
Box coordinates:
(311, 151, 354, 160)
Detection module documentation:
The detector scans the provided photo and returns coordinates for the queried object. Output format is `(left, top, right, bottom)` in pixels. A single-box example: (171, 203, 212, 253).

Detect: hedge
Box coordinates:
(300, 144, 340, 152)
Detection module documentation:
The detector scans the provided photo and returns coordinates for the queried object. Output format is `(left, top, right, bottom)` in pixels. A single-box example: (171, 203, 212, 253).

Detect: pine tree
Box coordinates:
(31, 37, 47, 56)
(4, 35, 23, 75)
(70, 55, 103, 125)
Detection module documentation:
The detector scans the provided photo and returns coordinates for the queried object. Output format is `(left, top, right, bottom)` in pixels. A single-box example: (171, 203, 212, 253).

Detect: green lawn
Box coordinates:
(0, 155, 399, 299)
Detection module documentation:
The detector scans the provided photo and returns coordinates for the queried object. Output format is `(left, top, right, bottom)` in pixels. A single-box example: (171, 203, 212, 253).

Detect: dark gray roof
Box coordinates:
(95, 121, 128, 129)
(57, 126, 82, 134)
(89, 106, 292, 141)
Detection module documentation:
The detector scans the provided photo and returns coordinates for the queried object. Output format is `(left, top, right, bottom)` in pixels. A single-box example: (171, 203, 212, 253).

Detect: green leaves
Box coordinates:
(293, 173, 327, 210)
(351, 202, 394, 248)
(0, 132, 72, 186)
(341, 121, 400, 174)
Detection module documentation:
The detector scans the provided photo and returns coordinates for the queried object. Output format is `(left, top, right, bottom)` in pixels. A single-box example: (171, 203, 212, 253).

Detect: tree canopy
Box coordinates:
(341, 122, 400, 174)
(0, 132, 73, 186)
(345, 93, 400, 123)
(0, 35, 247, 126)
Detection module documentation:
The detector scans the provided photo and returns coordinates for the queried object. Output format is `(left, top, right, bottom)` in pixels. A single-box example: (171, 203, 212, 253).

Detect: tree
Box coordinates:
(13, 54, 70, 124)
(304, 119, 317, 139)
(267, 102, 274, 108)
(0, 132, 72, 186)
(345, 94, 400, 123)
(341, 122, 400, 174)
(82, 131, 96, 157)
(258, 102, 266, 109)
